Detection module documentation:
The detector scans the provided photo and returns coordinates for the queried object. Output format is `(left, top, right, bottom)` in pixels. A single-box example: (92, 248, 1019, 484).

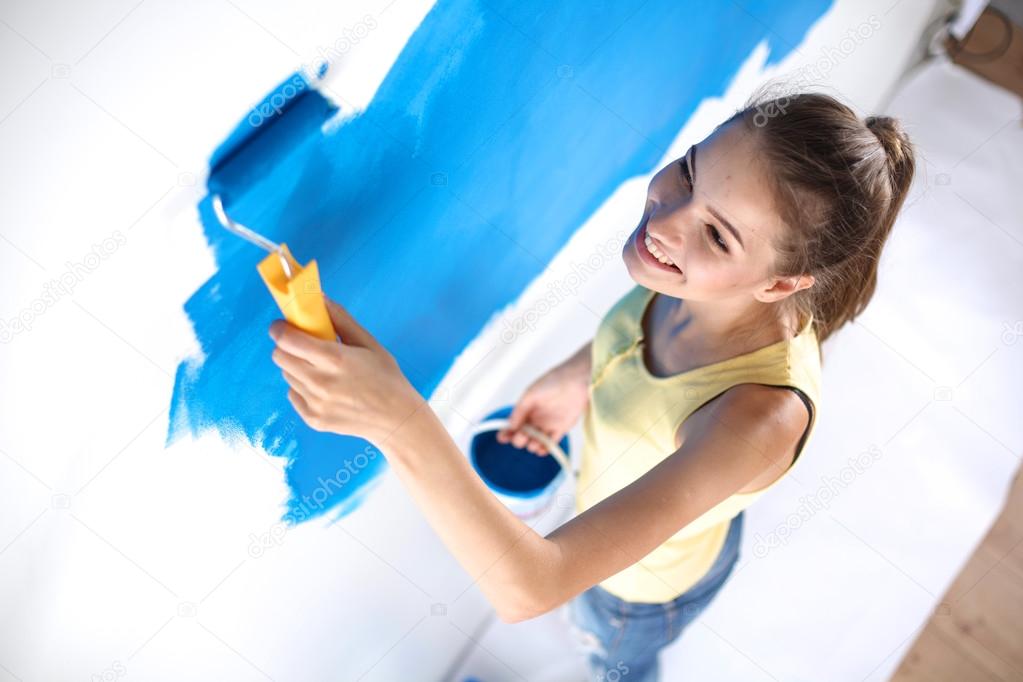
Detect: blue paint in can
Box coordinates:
(470, 406, 569, 518)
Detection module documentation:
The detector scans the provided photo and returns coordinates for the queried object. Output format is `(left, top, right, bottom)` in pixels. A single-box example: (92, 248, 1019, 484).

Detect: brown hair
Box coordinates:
(734, 90, 915, 347)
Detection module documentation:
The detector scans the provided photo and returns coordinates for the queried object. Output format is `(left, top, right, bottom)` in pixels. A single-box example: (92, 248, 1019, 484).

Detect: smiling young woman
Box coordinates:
(268, 90, 915, 682)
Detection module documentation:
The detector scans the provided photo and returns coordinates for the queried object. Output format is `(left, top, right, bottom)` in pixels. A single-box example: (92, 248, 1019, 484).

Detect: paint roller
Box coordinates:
(211, 194, 336, 342)
(206, 62, 338, 342)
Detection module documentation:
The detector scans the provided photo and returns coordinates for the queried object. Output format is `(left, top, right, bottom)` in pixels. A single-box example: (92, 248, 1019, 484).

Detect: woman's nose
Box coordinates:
(646, 210, 686, 251)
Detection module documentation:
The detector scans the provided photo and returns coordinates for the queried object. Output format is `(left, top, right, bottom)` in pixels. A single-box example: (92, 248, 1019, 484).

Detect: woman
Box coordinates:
(268, 91, 915, 680)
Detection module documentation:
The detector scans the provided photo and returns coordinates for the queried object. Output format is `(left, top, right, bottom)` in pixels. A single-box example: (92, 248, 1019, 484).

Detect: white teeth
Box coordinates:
(644, 233, 675, 266)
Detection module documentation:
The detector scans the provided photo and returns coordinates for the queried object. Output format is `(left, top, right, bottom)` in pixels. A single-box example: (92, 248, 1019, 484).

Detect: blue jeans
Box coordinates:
(567, 512, 744, 682)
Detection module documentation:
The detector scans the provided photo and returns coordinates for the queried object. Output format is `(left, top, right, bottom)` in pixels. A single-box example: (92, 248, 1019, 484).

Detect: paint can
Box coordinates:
(468, 406, 574, 520)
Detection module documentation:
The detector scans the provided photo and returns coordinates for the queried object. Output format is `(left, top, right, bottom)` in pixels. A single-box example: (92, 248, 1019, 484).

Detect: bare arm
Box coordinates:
(497, 338, 593, 453)
(379, 382, 808, 622)
(540, 384, 808, 605)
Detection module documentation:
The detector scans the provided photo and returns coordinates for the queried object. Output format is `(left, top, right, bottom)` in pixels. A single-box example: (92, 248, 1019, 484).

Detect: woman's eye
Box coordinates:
(678, 159, 693, 190)
(707, 225, 728, 252)
(677, 155, 725, 253)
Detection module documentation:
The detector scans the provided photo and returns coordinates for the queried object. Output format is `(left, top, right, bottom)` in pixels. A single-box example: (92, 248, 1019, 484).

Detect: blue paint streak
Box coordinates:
(168, 0, 833, 524)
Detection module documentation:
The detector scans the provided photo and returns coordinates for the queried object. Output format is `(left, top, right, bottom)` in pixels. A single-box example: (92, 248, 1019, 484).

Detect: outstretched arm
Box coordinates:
(380, 382, 807, 621)
(268, 296, 808, 622)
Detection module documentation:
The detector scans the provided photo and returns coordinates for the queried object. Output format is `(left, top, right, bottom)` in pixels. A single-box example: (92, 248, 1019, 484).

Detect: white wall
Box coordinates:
(0, 1, 966, 681)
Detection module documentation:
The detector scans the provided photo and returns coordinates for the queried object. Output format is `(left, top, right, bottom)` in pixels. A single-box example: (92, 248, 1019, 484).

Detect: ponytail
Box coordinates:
(737, 93, 916, 347)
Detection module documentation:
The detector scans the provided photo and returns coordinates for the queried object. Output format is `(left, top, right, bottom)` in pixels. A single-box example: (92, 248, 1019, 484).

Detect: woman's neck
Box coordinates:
(661, 293, 800, 358)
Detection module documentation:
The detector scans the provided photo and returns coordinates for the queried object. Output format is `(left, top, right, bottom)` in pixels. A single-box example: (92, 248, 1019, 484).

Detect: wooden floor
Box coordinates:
(891, 465, 1023, 681)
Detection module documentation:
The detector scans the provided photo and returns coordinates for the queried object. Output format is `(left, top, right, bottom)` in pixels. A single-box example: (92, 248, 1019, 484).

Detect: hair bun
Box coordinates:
(865, 115, 898, 140)
(865, 116, 910, 164)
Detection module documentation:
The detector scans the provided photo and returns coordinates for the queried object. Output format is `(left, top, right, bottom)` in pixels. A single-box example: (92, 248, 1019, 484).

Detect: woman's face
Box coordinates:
(623, 118, 789, 303)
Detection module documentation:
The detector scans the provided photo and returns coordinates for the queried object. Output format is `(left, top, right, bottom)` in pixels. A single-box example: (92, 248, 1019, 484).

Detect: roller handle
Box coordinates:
(256, 243, 336, 342)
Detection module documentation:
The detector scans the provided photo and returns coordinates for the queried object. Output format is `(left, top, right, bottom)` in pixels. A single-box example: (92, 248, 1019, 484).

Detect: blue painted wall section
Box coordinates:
(167, 0, 833, 524)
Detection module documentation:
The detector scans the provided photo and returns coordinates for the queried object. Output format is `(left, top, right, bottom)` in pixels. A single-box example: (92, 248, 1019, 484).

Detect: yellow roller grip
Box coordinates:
(256, 243, 336, 342)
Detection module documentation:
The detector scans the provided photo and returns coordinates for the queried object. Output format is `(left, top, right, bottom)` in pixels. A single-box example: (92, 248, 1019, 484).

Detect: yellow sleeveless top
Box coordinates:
(574, 283, 822, 603)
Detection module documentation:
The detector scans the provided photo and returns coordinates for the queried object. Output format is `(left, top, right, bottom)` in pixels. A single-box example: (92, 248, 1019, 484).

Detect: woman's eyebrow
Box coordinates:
(691, 143, 746, 252)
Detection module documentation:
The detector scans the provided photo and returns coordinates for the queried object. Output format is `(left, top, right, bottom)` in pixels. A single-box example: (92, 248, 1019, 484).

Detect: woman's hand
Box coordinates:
(268, 296, 425, 446)
(496, 362, 590, 456)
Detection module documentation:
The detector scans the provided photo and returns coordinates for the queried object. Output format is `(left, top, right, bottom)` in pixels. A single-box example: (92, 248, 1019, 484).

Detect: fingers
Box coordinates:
(526, 438, 550, 456)
(498, 424, 557, 457)
(270, 319, 339, 367)
(524, 430, 557, 456)
(497, 425, 534, 448)
(528, 427, 560, 456)
(495, 427, 533, 450)
(493, 388, 560, 456)
(324, 296, 376, 349)
(279, 367, 318, 401)
(270, 346, 327, 396)
(497, 396, 532, 444)
(286, 387, 317, 427)
(511, 429, 531, 450)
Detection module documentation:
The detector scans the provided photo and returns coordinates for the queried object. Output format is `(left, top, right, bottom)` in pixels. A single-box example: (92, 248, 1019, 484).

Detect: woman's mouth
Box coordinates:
(637, 223, 683, 276)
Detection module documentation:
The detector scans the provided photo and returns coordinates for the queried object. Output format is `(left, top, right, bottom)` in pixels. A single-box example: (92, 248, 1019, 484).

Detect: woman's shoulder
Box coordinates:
(678, 382, 811, 483)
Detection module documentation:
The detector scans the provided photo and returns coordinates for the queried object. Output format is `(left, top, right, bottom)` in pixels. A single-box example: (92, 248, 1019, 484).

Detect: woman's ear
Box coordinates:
(757, 273, 815, 303)
(793, 273, 815, 293)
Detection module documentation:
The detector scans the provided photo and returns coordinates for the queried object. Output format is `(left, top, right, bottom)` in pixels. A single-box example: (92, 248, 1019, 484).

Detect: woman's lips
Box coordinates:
(637, 223, 683, 276)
